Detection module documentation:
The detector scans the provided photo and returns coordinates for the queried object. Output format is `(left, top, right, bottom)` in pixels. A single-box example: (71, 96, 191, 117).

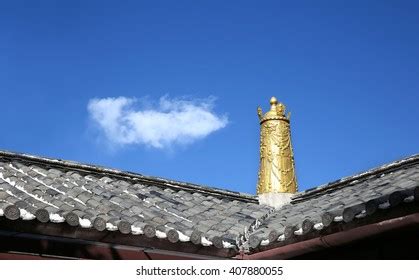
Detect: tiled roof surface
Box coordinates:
(243, 155, 419, 252)
(0, 149, 418, 255)
(0, 150, 270, 250)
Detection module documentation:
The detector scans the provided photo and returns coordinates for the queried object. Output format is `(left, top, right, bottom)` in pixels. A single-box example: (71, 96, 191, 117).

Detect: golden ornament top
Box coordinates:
(256, 96, 297, 194)
(258, 96, 290, 124)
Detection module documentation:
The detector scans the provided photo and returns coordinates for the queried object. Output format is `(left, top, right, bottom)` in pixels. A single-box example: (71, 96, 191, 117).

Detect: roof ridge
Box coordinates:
(292, 153, 419, 203)
(0, 149, 257, 203)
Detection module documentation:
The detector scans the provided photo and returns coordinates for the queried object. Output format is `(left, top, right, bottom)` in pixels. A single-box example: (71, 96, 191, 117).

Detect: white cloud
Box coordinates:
(87, 96, 228, 149)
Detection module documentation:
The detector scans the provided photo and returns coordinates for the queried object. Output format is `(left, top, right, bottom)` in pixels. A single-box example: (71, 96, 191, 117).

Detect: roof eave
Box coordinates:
(239, 201, 419, 259)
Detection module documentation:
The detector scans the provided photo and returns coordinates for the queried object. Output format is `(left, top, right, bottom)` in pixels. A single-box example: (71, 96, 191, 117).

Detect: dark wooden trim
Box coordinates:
(0, 253, 57, 260)
(0, 218, 234, 259)
(0, 230, 228, 260)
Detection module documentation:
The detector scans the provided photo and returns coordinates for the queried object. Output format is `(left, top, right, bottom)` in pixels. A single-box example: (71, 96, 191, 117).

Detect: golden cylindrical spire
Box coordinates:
(257, 97, 298, 194)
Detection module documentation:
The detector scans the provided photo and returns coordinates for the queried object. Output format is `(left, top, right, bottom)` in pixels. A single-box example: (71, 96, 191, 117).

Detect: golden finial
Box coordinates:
(257, 106, 263, 121)
(257, 96, 298, 195)
(258, 96, 289, 123)
(277, 102, 285, 116)
(270, 96, 278, 105)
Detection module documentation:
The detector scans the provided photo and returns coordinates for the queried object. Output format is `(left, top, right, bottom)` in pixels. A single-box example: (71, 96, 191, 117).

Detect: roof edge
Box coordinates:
(293, 153, 419, 203)
(0, 149, 257, 203)
(240, 211, 419, 259)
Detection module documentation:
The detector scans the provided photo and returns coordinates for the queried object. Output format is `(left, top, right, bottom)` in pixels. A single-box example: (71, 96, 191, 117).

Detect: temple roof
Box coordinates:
(246, 154, 419, 253)
(0, 149, 418, 258)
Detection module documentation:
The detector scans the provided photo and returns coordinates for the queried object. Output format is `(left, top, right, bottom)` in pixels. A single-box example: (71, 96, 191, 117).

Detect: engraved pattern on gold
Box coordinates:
(257, 97, 298, 194)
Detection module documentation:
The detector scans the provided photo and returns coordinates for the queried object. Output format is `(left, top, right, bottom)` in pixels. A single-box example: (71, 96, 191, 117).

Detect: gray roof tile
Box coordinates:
(0, 150, 418, 253)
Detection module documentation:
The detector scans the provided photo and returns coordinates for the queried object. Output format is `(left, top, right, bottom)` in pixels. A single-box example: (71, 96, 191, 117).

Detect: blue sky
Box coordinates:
(1, 1, 418, 194)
